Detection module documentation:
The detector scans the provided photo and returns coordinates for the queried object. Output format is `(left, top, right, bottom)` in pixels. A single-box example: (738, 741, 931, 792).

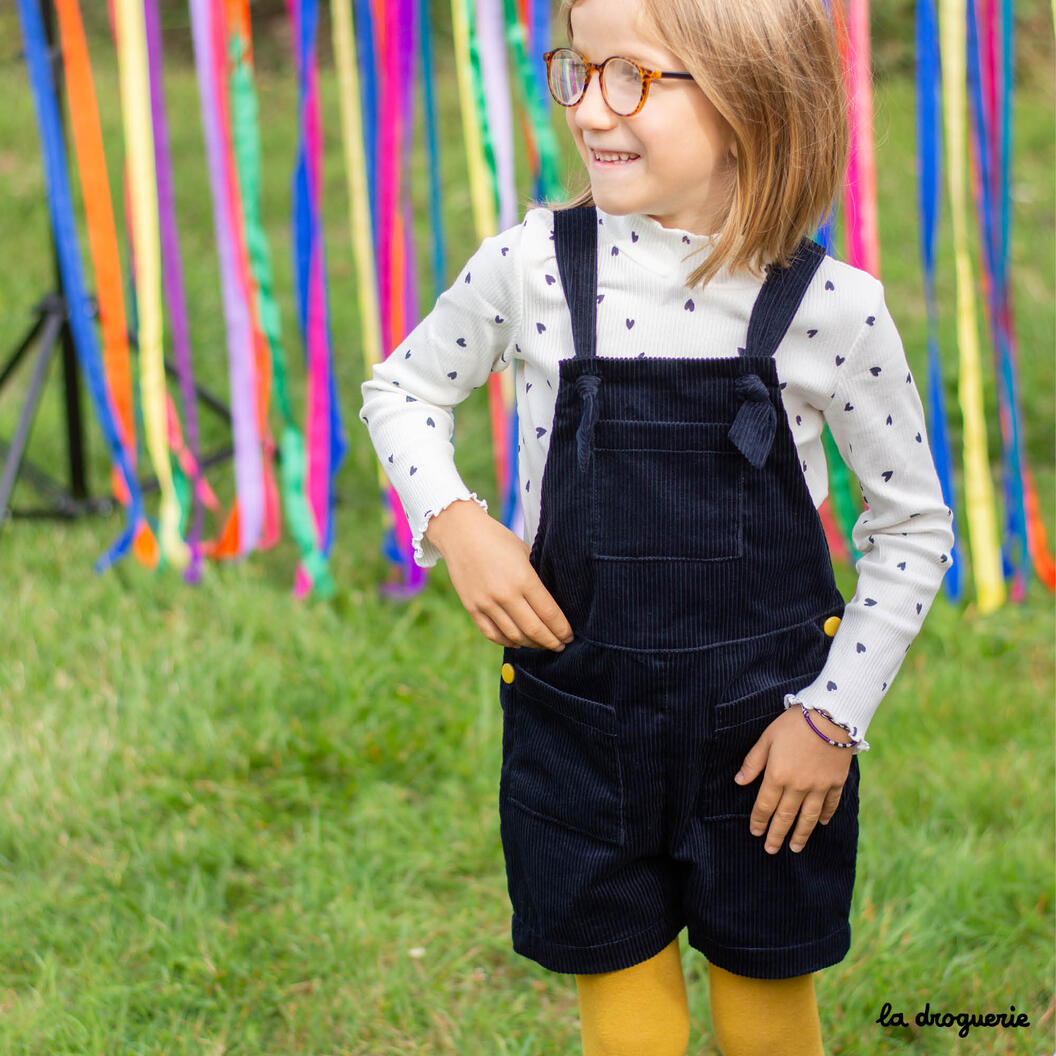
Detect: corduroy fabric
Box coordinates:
(497, 207, 859, 979)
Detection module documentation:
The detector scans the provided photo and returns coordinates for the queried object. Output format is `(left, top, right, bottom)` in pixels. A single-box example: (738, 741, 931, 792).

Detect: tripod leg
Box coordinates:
(60, 317, 88, 500)
(0, 311, 64, 528)
(0, 311, 48, 393)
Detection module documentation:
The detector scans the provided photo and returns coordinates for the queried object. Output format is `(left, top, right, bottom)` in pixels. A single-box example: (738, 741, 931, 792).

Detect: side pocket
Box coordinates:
(500, 664, 625, 846)
(712, 672, 811, 733)
(712, 617, 837, 733)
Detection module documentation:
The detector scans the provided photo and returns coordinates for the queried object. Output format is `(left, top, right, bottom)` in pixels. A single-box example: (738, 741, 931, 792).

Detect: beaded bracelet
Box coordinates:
(799, 704, 860, 749)
(781, 692, 870, 751)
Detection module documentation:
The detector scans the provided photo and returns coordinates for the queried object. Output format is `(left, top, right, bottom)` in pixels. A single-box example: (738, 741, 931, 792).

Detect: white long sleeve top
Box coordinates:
(360, 207, 955, 745)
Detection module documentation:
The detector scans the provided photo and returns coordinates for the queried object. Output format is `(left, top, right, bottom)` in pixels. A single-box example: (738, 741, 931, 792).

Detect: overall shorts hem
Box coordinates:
(512, 914, 683, 975)
(687, 922, 851, 980)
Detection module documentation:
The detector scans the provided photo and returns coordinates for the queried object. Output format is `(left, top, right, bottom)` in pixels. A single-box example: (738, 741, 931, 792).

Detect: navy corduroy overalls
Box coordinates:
(498, 207, 859, 980)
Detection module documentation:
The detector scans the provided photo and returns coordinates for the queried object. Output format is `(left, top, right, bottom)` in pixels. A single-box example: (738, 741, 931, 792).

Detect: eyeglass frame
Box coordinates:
(542, 47, 695, 118)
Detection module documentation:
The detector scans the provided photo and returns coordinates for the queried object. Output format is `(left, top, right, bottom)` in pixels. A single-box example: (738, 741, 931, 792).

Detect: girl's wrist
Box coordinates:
(783, 694, 870, 753)
(424, 499, 489, 556)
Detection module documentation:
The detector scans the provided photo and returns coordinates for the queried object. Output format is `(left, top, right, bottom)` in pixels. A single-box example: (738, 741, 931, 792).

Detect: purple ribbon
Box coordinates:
(189, 0, 263, 554)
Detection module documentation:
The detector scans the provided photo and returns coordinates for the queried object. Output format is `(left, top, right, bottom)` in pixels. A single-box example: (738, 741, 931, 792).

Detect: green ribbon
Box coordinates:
(466, 0, 500, 221)
(823, 425, 862, 562)
(501, 0, 562, 200)
(228, 29, 335, 596)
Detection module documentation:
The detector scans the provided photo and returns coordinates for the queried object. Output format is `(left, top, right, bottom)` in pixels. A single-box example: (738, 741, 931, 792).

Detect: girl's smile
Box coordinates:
(588, 147, 642, 167)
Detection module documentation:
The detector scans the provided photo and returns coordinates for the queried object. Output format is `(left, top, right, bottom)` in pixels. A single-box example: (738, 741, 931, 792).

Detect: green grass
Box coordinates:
(0, 15, 1053, 1056)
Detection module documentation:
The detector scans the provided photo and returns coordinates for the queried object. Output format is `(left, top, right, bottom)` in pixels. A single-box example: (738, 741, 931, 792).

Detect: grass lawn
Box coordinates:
(0, 11, 1053, 1055)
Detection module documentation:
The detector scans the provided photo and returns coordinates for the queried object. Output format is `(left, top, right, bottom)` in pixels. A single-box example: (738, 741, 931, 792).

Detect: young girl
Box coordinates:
(361, 0, 954, 1051)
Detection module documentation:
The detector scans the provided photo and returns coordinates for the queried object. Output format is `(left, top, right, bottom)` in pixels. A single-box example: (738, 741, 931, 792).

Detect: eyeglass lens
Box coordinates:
(548, 50, 644, 116)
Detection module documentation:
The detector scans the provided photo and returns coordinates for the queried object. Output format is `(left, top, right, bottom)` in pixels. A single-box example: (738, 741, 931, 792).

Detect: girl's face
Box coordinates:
(565, 0, 736, 235)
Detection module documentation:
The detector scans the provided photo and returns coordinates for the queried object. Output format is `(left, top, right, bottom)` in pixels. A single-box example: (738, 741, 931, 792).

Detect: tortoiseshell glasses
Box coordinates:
(543, 47, 695, 117)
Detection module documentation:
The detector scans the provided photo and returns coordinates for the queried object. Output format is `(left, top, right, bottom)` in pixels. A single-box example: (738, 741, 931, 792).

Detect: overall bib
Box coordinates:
(498, 207, 859, 980)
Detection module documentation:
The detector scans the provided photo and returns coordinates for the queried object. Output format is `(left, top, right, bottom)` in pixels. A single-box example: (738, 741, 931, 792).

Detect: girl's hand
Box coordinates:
(425, 500, 574, 651)
(733, 707, 854, 854)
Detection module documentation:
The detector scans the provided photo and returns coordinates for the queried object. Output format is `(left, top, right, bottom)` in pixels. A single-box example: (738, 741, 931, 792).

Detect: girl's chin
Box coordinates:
(586, 186, 646, 215)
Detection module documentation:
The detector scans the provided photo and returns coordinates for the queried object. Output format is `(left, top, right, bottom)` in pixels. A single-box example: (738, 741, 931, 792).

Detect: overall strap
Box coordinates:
(554, 206, 599, 360)
(743, 239, 827, 359)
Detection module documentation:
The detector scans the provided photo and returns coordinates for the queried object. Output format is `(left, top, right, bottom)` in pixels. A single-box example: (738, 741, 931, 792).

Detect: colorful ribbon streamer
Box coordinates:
(227, 0, 333, 594)
(143, 0, 208, 579)
(418, 0, 448, 301)
(289, 0, 347, 596)
(113, 0, 189, 569)
(333, 0, 418, 594)
(842, 0, 881, 278)
(966, 0, 1054, 593)
(915, 0, 964, 599)
(817, 2, 864, 563)
(17, 0, 144, 571)
(940, 0, 1005, 611)
(190, 0, 265, 557)
(452, 0, 498, 239)
(53, 0, 154, 555)
(213, 0, 281, 555)
(504, 0, 562, 202)
(966, 0, 1025, 594)
(475, 0, 518, 525)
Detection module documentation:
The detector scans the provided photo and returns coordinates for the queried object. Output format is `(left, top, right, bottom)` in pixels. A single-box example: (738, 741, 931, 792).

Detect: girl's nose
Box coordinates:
(571, 71, 616, 130)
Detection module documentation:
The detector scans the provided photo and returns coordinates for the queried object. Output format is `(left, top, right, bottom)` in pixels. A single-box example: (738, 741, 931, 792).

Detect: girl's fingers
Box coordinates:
(748, 775, 782, 840)
(474, 611, 516, 648)
(522, 577, 574, 643)
(819, 785, 844, 825)
(501, 597, 567, 651)
(477, 605, 525, 648)
(762, 789, 805, 854)
(788, 791, 828, 852)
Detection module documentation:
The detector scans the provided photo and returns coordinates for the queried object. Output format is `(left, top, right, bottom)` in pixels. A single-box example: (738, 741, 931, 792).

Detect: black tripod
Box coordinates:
(1, 0, 232, 533)
(0, 288, 107, 523)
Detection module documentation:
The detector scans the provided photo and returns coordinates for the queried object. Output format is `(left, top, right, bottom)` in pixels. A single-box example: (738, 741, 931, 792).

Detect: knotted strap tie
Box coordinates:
(575, 373, 601, 471)
(728, 374, 776, 468)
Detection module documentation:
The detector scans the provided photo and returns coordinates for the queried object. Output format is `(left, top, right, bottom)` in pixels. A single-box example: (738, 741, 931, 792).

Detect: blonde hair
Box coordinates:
(552, 0, 848, 287)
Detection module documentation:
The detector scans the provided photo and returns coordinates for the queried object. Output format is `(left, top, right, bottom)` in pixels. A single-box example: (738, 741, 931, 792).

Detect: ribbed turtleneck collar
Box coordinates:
(597, 208, 757, 288)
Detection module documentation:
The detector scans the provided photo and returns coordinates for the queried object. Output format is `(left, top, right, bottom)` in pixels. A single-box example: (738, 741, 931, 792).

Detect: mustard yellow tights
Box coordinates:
(575, 941, 825, 1056)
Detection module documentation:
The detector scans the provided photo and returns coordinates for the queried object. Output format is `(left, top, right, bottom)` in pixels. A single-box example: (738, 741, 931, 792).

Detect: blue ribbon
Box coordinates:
(17, 0, 143, 572)
(528, 0, 551, 202)
(291, 0, 347, 560)
(418, 0, 447, 299)
(501, 403, 520, 527)
(915, 0, 963, 599)
(355, 0, 379, 255)
(966, 0, 1027, 589)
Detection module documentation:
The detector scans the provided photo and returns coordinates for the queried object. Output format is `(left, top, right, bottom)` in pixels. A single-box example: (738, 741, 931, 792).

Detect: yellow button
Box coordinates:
(501, 663, 516, 685)
(823, 616, 841, 637)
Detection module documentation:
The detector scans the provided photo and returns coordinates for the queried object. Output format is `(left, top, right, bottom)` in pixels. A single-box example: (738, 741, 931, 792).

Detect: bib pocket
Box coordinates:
(500, 663, 625, 846)
(591, 420, 743, 562)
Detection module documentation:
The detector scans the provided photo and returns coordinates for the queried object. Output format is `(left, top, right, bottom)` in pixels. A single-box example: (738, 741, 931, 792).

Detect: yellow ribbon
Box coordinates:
(940, 0, 1003, 611)
(113, 0, 189, 569)
(331, 1, 392, 510)
(332, 1, 382, 379)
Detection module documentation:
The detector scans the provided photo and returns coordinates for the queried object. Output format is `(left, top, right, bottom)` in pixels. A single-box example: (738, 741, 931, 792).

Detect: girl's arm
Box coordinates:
(737, 281, 954, 854)
(360, 209, 573, 650)
(360, 223, 525, 566)
(794, 288, 955, 744)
